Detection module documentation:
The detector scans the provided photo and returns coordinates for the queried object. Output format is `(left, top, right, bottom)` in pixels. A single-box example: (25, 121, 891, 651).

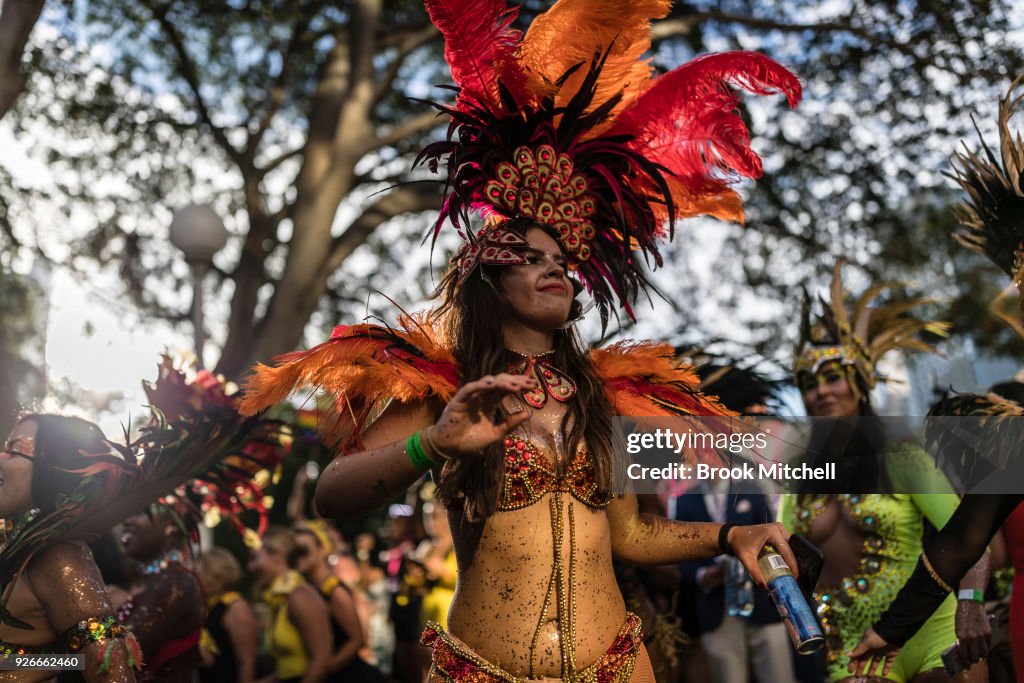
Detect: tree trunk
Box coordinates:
(0, 345, 18, 436)
(0, 0, 46, 121)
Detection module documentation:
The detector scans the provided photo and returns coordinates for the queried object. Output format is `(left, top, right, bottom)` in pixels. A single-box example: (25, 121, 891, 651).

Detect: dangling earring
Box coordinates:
(480, 271, 503, 300)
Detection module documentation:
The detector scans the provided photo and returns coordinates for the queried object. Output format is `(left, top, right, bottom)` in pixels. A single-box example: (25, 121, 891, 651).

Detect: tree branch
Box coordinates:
(653, 11, 922, 63)
(327, 0, 382, 153)
(248, 13, 311, 156)
(373, 24, 438, 108)
(325, 183, 439, 271)
(143, 1, 245, 167)
(366, 109, 441, 154)
(259, 146, 305, 176)
(375, 21, 433, 49)
(0, 0, 45, 121)
(349, 0, 381, 96)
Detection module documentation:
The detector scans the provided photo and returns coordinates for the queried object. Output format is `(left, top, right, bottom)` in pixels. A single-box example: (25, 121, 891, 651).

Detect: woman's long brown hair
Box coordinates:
(430, 218, 617, 521)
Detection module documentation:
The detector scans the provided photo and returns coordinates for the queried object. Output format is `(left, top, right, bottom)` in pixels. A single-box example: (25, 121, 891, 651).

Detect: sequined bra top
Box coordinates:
(498, 436, 612, 511)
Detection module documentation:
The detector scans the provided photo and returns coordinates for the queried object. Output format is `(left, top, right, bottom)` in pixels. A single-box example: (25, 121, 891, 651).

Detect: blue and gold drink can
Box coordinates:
(758, 545, 824, 654)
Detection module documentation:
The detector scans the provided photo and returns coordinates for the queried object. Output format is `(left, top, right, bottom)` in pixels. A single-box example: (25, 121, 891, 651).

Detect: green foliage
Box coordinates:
(636, 0, 1024, 358)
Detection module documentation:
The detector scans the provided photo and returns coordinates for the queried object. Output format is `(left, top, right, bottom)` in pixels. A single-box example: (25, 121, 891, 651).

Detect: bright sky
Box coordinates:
(42, 267, 192, 435)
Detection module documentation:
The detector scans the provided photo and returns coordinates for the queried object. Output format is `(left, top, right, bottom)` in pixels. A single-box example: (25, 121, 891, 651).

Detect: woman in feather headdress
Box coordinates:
(0, 361, 285, 682)
(0, 415, 140, 682)
(780, 262, 991, 683)
(240, 2, 803, 681)
(849, 78, 1024, 680)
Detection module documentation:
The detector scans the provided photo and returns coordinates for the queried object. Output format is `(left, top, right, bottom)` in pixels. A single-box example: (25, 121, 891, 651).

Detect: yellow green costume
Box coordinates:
(779, 442, 960, 682)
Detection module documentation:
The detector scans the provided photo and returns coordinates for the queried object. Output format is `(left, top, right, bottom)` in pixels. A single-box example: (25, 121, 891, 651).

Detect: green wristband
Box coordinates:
(957, 588, 985, 603)
(406, 432, 438, 470)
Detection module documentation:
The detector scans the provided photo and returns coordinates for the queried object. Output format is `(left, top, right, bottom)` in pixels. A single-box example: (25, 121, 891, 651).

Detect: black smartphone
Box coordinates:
(942, 644, 967, 678)
(788, 533, 824, 606)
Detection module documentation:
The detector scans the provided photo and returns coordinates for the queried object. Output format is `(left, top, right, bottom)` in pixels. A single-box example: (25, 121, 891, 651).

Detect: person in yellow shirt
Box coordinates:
(249, 527, 331, 683)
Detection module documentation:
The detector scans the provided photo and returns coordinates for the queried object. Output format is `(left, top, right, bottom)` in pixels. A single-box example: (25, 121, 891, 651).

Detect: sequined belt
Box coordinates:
(422, 612, 643, 683)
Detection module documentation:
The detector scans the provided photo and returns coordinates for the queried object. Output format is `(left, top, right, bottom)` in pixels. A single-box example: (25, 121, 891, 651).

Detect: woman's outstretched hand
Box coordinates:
(427, 374, 535, 457)
(727, 522, 799, 587)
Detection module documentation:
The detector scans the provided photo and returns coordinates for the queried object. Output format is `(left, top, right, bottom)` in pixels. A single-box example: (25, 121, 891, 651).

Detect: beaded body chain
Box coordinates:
(504, 353, 595, 679)
(529, 491, 579, 678)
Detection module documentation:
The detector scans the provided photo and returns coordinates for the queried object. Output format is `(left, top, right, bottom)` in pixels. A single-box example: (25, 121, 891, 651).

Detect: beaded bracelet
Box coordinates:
(64, 616, 143, 672)
(406, 432, 439, 470)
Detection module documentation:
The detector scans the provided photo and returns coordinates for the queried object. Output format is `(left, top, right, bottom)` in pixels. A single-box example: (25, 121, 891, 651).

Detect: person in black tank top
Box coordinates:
(196, 548, 258, 683)
(295, 522, 387, 683)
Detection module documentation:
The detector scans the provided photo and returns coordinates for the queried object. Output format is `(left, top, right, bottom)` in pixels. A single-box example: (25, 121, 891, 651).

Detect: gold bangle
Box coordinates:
(422, 427, 452, 462)
(921, 552, 954, 593)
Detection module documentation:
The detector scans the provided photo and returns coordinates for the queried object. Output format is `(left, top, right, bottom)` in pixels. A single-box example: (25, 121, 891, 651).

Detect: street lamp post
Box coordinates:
(169, 204, 228, 370)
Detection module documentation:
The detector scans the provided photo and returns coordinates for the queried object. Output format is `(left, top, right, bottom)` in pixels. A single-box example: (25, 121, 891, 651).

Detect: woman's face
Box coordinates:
(498, 228, 574, 330)
(248, 546, 285, 587)
(294, 531, 323, 575)
(0, 420, 36, 517)
(799, 361, 860, 417)
(121, 508, 174, 561)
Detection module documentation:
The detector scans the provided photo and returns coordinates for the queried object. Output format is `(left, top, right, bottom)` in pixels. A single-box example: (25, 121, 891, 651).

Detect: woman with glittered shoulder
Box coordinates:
(311, 218, 795, 683)
(0, 415, 138, 683)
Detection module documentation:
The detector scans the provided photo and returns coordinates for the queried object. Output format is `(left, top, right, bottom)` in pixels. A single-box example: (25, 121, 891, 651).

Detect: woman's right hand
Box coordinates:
(427, 373, 536, 457)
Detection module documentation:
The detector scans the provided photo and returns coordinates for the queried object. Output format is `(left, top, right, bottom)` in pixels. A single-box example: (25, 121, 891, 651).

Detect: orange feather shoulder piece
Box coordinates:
(591, 341, 734, 418)
(240, 316, 458, 450)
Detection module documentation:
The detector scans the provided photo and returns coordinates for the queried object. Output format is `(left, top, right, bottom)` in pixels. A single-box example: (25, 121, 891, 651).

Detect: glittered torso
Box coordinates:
(0, 542, 103, 649)
(0, 542, 129, 682)
(445, 401, 628, 680)
(781, 443, 961, 681)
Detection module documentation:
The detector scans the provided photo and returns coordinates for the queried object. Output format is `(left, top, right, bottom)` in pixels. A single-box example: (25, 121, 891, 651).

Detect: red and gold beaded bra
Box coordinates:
(499, 438, 611, 511)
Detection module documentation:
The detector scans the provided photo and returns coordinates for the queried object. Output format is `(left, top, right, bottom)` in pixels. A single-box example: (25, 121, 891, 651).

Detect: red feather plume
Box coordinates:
(610, 52, 802, 221)
(424, 0, 531, 112)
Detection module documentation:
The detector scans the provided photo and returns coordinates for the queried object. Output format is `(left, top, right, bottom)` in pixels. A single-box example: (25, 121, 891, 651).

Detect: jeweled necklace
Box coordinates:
(1, 508, 40, 546)
(140, 549, 185, 575)
(506, 350, 577, 408)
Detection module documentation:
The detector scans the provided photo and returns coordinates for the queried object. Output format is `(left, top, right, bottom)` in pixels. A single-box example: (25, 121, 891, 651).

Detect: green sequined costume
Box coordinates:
(778, 442, 959, 682)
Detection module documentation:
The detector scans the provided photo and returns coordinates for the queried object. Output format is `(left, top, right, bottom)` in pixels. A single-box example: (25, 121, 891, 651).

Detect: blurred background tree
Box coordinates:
(0, 0, 1022, 389)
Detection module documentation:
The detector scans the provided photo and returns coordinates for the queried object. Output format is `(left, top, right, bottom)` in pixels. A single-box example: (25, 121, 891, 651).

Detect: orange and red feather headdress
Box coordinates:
(418, 0, 802, 323)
